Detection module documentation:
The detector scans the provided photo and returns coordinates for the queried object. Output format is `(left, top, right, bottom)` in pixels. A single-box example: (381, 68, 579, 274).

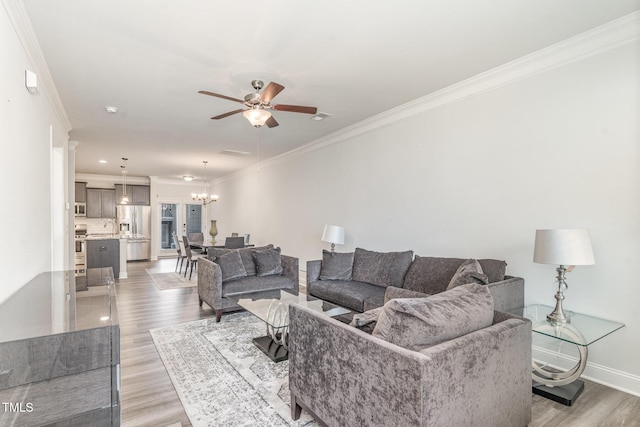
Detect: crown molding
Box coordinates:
(213, 11, 640, 185)
(2, 0, 72, 132)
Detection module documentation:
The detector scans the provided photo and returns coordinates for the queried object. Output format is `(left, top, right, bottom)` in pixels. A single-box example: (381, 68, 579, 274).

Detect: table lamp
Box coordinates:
(321, 225, 345, 252)
(533, 229, 595, 324)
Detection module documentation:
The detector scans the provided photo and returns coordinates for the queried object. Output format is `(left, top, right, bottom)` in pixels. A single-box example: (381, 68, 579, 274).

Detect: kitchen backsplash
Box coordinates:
(76, 218, 118, 235)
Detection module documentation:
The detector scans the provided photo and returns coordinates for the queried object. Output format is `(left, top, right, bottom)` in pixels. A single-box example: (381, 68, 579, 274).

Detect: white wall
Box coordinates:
(0, 4, 70, 304)
(211, 36, 640, 392)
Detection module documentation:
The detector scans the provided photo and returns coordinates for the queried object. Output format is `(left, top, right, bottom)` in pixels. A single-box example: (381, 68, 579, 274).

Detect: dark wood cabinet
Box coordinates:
(115, 184, 150, 205)
(86, 188, 116, 218)
(75, 182, 87, 203)
(86, 239, 120, 278)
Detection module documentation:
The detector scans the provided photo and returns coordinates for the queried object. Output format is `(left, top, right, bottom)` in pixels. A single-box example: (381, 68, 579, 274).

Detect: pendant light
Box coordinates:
(120, 157, 129, 204)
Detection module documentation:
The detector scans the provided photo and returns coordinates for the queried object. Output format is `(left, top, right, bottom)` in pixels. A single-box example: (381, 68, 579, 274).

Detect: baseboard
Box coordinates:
(533, 345, 640, 397)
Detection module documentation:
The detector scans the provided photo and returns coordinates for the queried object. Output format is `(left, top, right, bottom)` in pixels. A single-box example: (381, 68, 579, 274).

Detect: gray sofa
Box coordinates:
(307, 248, 524, 313)
(197, 245, 299, 322)
(289, 284, 532, 426)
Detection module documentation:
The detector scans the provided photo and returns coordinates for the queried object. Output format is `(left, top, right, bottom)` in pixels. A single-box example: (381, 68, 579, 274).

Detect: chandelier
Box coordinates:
(191, 161, 219, 205)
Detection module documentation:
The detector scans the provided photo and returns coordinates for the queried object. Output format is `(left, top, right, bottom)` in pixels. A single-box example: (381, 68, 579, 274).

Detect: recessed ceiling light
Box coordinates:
(310, 112, 331, 121)
(98, 159, 107, 164)
(105, 106, 118, 114)
(183, 176, 194, 181)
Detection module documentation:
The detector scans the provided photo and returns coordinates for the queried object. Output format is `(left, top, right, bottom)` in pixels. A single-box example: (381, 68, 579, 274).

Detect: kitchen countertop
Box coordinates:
(86, 234, 126, 240)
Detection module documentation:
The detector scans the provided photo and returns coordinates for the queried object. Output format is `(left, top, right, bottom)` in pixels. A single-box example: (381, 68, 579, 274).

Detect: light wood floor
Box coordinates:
(116, 258, 640, 427)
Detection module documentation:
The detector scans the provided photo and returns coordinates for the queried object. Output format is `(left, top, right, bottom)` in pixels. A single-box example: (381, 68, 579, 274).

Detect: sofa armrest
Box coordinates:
(281, 254, 299, 292)
(306, 259, 321, 285)
(487, 275, 524, 312)
(197, 258, 223, 310)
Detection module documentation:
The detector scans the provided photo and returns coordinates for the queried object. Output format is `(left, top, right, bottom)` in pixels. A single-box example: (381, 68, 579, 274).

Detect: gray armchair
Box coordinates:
(289, 304, 532, 426)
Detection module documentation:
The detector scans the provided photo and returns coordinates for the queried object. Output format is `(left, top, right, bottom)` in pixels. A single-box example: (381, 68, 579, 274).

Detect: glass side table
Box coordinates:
(512, 304, 624, 406)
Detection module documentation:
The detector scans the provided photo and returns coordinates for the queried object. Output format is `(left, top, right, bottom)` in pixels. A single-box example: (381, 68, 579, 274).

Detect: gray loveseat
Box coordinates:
(289, 283, 532, 426)
(197, 245, 299, 322)
(307, 248, 524, 313)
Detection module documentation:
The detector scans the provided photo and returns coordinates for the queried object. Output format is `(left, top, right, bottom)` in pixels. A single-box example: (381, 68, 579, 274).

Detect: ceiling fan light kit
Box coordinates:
(243, 108, 272, 127)
(199, 80, 317, 128)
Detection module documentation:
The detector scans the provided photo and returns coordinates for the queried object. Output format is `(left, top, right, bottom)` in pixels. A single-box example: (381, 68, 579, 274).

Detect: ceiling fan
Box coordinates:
(199, 80, 317, 128)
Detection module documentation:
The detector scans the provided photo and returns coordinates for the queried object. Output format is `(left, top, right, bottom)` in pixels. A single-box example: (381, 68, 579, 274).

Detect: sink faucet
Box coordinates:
(104, 218, 116, 234)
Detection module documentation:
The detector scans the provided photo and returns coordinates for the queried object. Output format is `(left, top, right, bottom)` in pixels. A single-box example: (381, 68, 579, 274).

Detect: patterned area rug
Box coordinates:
(149, 313, 317, 427)
(146, 270, 197, 290)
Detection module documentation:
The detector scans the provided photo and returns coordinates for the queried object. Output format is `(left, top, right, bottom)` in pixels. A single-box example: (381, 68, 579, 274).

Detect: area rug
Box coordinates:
(149, 312, 317, 427)
(146, 270, 197, 290)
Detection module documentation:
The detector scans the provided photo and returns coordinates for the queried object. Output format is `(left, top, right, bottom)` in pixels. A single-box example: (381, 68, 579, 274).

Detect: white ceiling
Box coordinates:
(22, 0, 639, 181)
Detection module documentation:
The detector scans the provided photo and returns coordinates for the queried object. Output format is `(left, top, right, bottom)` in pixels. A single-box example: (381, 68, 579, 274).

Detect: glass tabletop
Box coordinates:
(227, 289, 351, 328)
(513, 304, 624, 346)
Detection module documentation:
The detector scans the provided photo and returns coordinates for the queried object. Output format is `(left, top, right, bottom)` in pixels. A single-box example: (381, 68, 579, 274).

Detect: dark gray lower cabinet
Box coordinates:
(87, 240, 120, 278)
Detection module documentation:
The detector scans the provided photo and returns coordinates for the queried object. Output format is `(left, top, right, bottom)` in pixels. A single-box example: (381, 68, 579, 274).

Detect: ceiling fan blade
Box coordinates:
(265, 116, 279, 128)
(199, 90, 244, 104)
(260, 82, 285, 103)
(211, 109, 245, 120)
(273, 104, 318, 114)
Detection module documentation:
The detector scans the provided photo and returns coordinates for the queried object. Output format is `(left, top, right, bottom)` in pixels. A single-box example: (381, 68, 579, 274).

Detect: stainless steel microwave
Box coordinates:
(74, 202, 86, 216)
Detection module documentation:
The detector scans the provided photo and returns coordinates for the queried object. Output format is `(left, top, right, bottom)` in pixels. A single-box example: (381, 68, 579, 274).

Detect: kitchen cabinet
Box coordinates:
(115, 184, 150, 205)
(86, 239, 120, 278)
(75, 182, 87, 203)
(87, 188, 116, 218)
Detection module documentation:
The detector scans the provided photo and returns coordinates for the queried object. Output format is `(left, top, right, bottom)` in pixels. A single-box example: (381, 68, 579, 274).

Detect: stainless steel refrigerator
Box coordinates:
(116, 205, 151, 261)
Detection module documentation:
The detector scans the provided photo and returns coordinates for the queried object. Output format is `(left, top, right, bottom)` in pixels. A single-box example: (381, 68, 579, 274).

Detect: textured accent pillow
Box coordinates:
(215, 250, 247, 282)
(252, 247, 283, 276)
(239, 244, 274, 276)
(319, 250, 354, 280)
(351, 248, 414, 288)
(446, 259, 489, 290)
(372, 283, 494, 351)
(349, 307, 383, 334)
(207, 247, 232, 261)
(478, 259, 507, 283)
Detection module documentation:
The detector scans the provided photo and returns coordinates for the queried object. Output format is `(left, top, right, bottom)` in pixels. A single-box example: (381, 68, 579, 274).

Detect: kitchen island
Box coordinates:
(85, 234, 128, 279)
(0, 269, 120, 425)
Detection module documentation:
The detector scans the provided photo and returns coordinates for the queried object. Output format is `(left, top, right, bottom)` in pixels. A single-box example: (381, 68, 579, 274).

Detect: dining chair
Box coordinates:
(224, 236, 245, 249)
(173, 233, 186, 274)
(182, 235, 203, 279)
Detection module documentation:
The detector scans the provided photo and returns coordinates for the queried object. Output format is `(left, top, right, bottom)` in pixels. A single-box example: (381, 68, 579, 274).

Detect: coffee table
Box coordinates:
(227, 289, 351, 362)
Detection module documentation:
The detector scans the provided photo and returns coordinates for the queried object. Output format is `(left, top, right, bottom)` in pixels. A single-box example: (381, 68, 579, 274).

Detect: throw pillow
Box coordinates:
(446, 259, 489, 290)
(252, 247, 283, 276)
(477, 259, 507, 283)
(351, 248, 414, 288)
(372, 283, 494, 351)
(215, 250, 247, 282)
(319, 250, 354, 280)
(239, 244, 274, 276)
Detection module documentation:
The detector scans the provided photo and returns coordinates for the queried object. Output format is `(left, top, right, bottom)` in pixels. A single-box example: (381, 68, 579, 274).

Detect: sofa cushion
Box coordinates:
(253, 247, 283, 276)
(372, 283, 494, 351)
(446, 259, 488, 290)
(215, 250, 247, 282)
(403, 256, 507, 295)
(319, 250, 354, 280)
(209, 244, 274, 276)
(222, 275, 296, 296)
(351, 248, 414, 288)
(308, 279, 386, 312)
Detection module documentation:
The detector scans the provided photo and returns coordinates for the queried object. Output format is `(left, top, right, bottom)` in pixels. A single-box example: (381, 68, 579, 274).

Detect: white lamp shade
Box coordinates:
(321, 224, 345, 245)
(243, 108, 271, 127)
(533, 229, 595, 266)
